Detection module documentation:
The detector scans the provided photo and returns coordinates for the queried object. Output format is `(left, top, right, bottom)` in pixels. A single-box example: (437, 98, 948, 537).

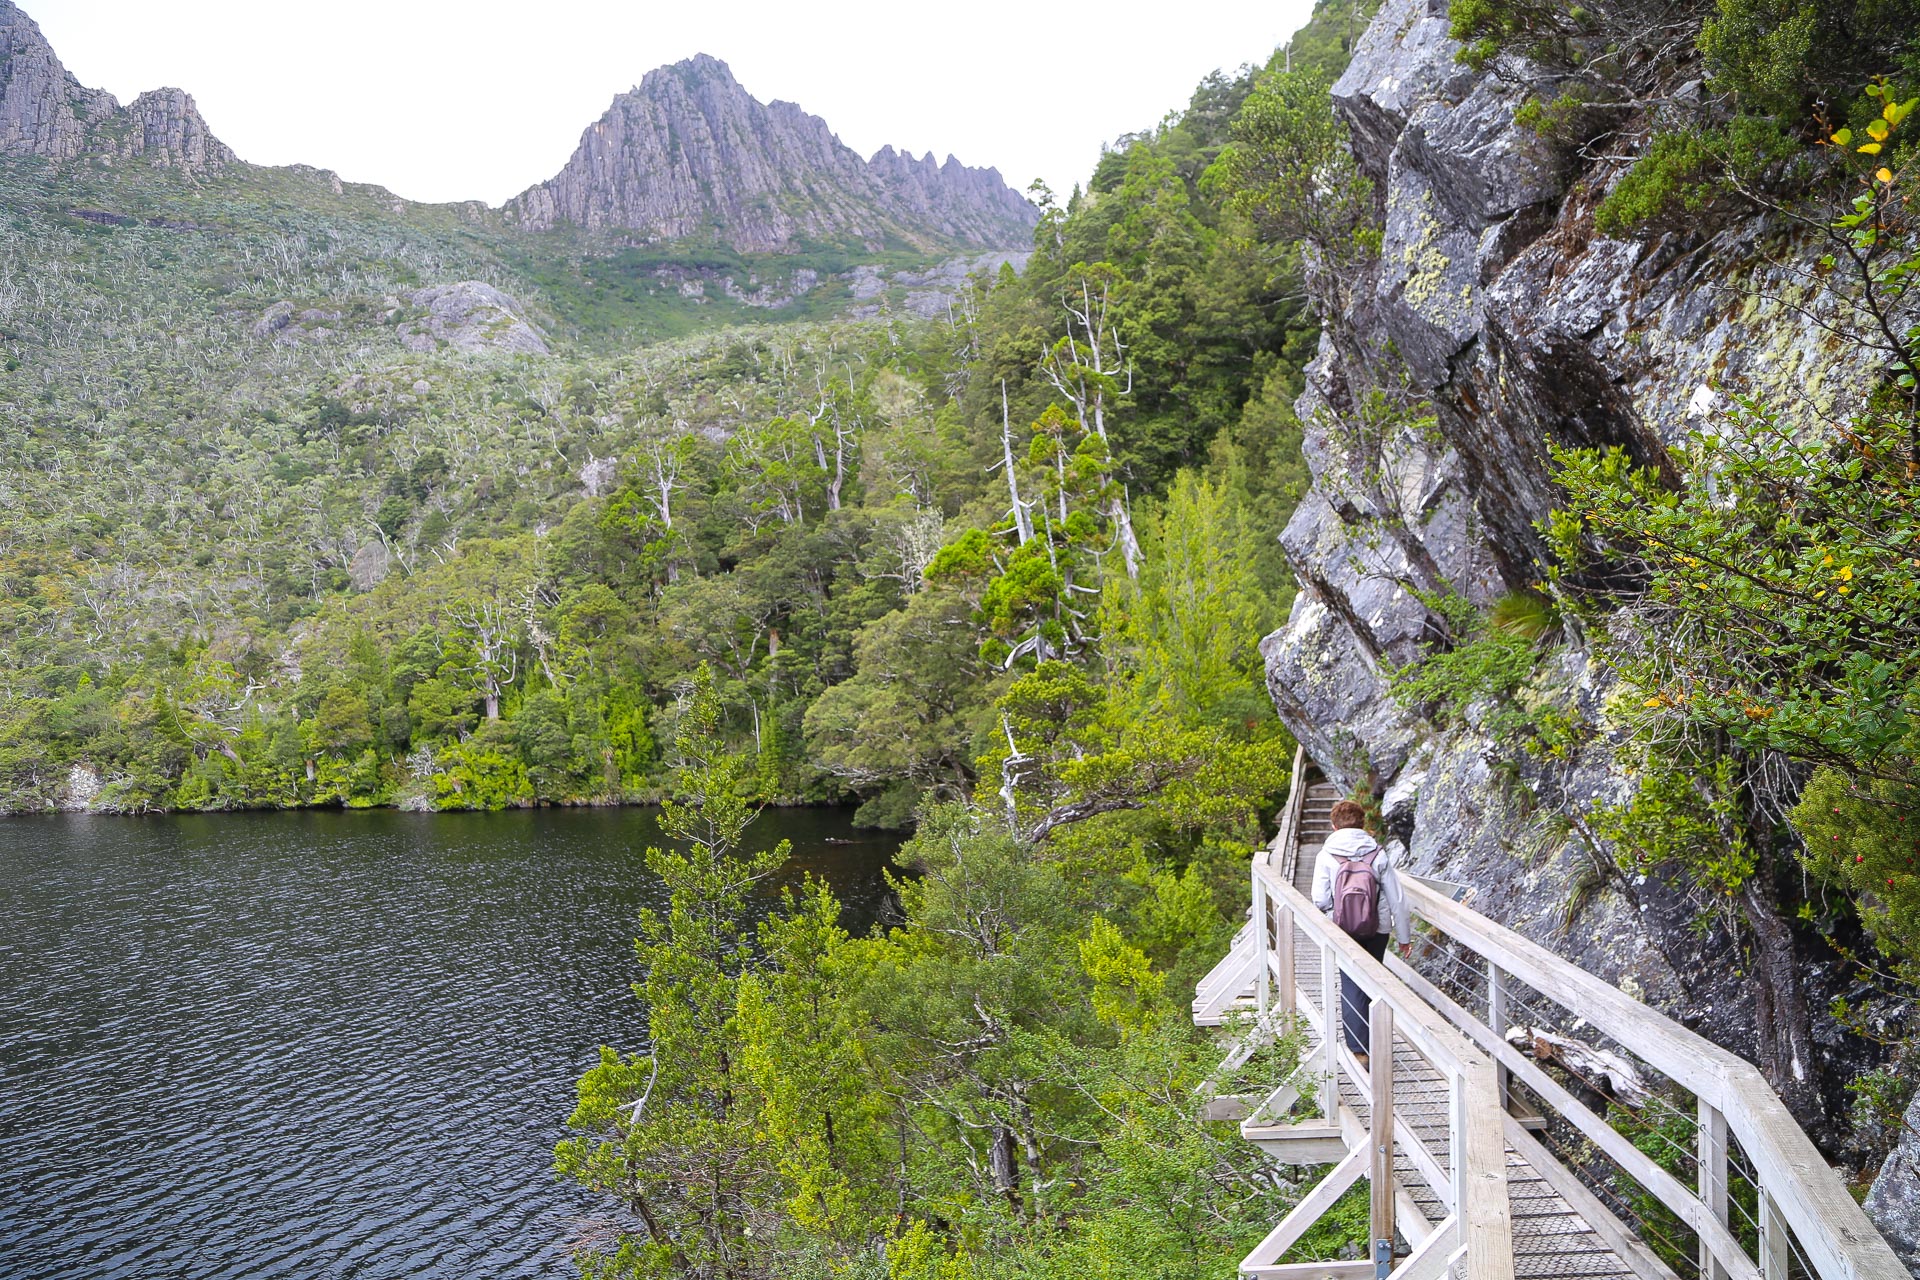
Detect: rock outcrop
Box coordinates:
(1261, 0, 1883, 1139)
(0, 0, 114, 160)
(397, 282, 549, 356)
(0, 2, 232, 174)
(1866, 1093, 1920, 1272)
(506, 55, 1036, 253)
(112, 87, 235, 172)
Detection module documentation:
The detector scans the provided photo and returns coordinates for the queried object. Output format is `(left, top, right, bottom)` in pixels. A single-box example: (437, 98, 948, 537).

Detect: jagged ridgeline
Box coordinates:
(0, 0, 1035, 346)
(7, 0, 1920, 1269)
(0, 0, 1358, 820)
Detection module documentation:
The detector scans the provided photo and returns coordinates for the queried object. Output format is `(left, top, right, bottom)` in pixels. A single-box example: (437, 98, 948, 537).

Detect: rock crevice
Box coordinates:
(1262, 0, 1897, 1198)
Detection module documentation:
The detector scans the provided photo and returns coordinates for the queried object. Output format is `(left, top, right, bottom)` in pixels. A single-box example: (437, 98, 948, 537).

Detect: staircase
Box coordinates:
(1193, 746, 1907, 1280)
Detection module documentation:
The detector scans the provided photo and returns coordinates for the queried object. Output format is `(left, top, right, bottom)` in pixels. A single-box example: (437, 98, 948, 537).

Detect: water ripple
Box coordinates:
(0, 808, 896, 1279)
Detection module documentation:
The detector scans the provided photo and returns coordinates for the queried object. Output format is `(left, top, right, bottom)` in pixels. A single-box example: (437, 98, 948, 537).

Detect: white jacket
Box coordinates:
(1310, 827, 1410, 944)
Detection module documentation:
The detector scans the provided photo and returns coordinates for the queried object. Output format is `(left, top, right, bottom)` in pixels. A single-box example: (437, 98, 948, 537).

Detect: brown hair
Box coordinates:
(1328, 800, 1368, 831)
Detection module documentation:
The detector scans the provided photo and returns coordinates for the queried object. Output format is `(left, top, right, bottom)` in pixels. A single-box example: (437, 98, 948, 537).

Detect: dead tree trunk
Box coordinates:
(989, 1122, 1021, 1213)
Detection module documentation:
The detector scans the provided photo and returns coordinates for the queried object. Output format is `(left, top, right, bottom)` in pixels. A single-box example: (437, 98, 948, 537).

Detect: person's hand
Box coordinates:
(1398, 941, 1414, 960)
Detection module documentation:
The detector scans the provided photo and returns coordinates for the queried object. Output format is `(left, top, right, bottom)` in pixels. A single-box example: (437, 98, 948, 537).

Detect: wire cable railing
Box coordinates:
(1395, 877, 1904, 1280)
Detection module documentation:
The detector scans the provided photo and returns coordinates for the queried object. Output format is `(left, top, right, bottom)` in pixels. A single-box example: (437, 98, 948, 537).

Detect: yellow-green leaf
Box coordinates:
(1868, 118, 1891, 141)
(1831, 128, 1853, 146)
(1861, 142, 1885, 155)
(1886, 101, 1902, 122)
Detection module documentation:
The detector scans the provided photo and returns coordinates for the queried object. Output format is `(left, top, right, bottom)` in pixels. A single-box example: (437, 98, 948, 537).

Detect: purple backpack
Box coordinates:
(1332, 848, 1381, 937)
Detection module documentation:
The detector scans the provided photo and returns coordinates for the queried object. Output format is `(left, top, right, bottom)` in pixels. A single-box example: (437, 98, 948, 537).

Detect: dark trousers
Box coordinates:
(1341, 932, 1391, 1054)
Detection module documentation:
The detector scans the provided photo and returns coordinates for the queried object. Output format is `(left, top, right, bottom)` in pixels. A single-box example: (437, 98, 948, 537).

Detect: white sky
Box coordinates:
(28, 0, 1319, 207)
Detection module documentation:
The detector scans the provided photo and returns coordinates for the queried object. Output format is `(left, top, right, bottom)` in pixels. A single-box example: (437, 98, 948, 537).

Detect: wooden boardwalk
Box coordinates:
(1192, 752, 1906, 1280)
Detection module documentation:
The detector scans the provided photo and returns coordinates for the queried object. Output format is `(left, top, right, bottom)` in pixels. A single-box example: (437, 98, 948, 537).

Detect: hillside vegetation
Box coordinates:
(0, 6, 1338, 827)
(11, 0, 1920, 1269)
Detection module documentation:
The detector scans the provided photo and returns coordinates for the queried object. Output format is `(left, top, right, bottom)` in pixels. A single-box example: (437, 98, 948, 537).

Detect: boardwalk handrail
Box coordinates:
(1246, 854, 1517, 1279)
(1271, 742, 1308, 886)
(1399, 878, 1907, 1280)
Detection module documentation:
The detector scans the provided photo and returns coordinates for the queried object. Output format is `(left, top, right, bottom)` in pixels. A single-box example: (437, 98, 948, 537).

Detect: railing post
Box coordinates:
(1449, 1066, 1468, 1221)
(1254, 863, 1270, 1019)
(1699, 1099, 1729, 1280)
(1369, 999, 1395, 1278)
(1320, 941, 1340, 1120)
(1276, 904, 1296, 1015)
(1488, 959, 1509, 1109)
(1760, 1189, 1790, 1279)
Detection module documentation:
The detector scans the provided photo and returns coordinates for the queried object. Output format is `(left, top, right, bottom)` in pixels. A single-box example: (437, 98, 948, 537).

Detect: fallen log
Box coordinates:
(1506, 1025, 1654, 1109)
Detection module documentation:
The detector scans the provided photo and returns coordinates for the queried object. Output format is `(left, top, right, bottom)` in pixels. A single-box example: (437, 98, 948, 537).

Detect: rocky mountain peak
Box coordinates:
(0, 2, 232, 175)
(506, 54, 1035, 254)
(0, 0, 115, 160)
(116, 87, 235, 172)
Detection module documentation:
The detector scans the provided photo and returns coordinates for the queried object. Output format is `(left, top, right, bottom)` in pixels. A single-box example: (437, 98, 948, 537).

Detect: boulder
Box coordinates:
(1866, 1093, 1920, 1274)
(398, 282, 549, 356)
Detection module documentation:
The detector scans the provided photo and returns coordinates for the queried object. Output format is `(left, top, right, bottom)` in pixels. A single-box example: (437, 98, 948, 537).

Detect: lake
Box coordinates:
(0, 807, 900, 1279)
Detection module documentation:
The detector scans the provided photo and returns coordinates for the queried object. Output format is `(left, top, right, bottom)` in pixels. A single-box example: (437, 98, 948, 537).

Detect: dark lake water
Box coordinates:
(0, 807, 900, 1279)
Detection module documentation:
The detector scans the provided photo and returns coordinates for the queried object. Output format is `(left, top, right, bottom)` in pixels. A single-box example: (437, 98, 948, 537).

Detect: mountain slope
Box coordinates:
(505, 54, 1036, 253)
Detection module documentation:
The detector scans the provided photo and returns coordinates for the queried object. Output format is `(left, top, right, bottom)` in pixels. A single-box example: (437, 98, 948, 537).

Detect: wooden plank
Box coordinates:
(1701, 1100, 1729, 1280)
(1504, 1114, 1685, 1280)
(1403, 880, 1908, 1280)
(1195, 941, 1261, 1023)
(1244, 1264, 1374, 1280)
(1194, 925, 1254, 1006)
(1489, 959, 1510, 1107)
(1320, 938, 1340, 1122)
(1760, 1192, 1790, 1280)
(1457, 1057, 1516, 1280)
(1389, 1216, 1459, 1280)
(1371, 1001, 1396, 1261)
(1255, 867, 1512, 1275)
(1274, 742, 1306, 882)
(1329, 1096, 1441, 1248)
(1391, 955, 1759, 1280)
(1241, 1145, 1369, 1269)
(1278, 904, 1297, 1016)
(1257, 865, 1472, 1078)
(1256, 866, 1271, 1018)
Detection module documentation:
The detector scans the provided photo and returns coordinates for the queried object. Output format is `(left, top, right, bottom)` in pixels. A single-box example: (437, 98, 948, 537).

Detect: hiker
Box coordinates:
(1310, 799, 1411, 1068)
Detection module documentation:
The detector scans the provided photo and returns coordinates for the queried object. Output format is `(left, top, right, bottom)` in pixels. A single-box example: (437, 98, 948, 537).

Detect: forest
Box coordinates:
(7, 0, 1920, 1272)
(0, 48, 1324, 826)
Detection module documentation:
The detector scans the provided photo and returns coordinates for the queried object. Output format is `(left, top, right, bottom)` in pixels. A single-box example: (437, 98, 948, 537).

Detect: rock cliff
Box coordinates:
(1260, 0, 1897, 1194)
(0, 0, 114, 160)
(506, 55, 1036, 254)
(0, 2, 231, 174)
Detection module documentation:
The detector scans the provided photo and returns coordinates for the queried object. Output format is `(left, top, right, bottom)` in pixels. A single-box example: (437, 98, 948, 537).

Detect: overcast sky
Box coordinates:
(29, 0, 1319, 207)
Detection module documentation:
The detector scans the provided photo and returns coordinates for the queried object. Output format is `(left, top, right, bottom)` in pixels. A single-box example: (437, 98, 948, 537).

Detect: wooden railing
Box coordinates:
(1239, 854, 1516, 1279)
(1392, 878, 1908, 1280)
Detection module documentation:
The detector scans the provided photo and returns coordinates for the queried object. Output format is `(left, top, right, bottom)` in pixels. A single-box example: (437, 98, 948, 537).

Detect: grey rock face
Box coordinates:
(507, 55, 1036, 254)
(398, 282, 549, 356)
(1866, 1094, 1920, 1272)
(0, 1, 114, 159)
(1263, 0, 1884, 1080)
(115, 88, 235, 172)
(847, 250, 1031, 320)
(0, 3, 232, 174)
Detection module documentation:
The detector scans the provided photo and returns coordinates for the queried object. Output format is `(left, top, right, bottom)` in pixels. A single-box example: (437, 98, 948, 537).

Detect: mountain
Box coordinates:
(505, 54, 1037, 254)
(0, 1, 231, 174)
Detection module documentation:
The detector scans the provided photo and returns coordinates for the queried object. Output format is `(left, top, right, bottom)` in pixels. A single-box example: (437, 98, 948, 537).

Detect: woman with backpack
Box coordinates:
(1309, 799, 1412, 1068)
